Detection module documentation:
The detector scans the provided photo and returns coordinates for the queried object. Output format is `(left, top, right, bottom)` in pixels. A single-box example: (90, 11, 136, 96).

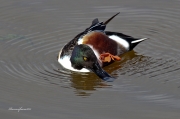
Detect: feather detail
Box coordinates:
(100, 53, 121, 62)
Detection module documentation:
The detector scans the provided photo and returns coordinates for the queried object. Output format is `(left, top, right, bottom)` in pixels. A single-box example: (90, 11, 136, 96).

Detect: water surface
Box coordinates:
(0, 0, 180, 119)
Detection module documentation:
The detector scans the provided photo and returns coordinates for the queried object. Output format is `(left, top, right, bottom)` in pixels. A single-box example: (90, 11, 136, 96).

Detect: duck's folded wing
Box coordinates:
(85, 12, 120, 33)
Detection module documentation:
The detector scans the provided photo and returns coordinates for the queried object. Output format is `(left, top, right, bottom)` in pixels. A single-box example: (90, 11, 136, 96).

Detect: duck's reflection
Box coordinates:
(70, 71, 111, 96)
(69, 50, 148, 96)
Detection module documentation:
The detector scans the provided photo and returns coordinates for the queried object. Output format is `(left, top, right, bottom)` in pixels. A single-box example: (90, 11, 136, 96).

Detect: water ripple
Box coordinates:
(0, 3, 180, 102)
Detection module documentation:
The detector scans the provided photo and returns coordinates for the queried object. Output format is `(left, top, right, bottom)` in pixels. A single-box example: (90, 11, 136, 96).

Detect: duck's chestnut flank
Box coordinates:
(83, 32, 118, 55)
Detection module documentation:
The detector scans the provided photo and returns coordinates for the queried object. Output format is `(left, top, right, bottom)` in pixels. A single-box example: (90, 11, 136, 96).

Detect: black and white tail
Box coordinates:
(130, 38, 148, 50)
(105, 31, 148, 51)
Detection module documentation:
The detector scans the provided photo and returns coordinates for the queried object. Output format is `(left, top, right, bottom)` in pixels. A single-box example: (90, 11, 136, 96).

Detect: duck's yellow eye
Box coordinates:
(83, 57, 88, 61)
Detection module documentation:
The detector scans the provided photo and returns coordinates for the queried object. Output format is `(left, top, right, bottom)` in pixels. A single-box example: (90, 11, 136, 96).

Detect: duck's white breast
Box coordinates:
(58, 51, 90, 72)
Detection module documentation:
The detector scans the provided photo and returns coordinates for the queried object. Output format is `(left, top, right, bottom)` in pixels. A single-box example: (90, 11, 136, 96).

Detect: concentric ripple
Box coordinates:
(1, 2, 180, 119)
(0, 0, 180, 109)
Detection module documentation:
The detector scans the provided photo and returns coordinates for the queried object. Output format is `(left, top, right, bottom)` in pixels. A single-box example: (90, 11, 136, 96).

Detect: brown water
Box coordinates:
(1, 0, 180, 119)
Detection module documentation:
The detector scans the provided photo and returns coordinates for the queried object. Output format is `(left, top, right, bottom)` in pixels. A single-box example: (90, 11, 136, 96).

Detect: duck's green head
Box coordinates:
(70, 44, 115, 82)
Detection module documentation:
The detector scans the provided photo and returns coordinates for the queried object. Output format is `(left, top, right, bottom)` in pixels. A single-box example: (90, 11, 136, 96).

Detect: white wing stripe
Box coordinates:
(131, 38, 148, 44)
(109, 35, 129, 50)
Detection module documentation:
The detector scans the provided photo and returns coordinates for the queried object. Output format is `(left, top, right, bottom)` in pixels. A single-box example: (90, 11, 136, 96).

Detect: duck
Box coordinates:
(58, 12, 148, 81)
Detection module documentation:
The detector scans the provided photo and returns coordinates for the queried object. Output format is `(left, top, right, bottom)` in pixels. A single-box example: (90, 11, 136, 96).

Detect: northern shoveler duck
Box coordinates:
(58, 12, 147, 81)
